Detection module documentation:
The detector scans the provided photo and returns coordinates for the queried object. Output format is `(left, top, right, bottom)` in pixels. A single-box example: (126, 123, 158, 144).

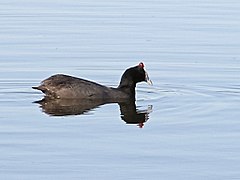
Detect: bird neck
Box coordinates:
(117, 81, 136, 99)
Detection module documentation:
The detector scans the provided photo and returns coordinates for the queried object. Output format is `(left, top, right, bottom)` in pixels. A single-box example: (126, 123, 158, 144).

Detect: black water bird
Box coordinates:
(33, 62, 152, 101)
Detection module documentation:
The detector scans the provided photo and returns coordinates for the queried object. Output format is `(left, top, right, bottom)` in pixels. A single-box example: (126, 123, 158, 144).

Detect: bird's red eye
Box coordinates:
(139, 62, 144, 68)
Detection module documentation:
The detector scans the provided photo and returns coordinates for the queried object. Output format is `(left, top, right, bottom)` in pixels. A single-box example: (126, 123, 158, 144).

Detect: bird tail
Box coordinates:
(32, 86, 40, 90)
(32, 85, 45, 93)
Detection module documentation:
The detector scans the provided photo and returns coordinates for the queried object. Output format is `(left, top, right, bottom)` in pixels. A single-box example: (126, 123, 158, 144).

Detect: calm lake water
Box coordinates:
(1, 0, 240, 179)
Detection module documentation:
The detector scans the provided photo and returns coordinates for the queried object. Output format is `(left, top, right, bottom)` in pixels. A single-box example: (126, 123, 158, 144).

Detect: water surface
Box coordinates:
(0, 0, 240, 179)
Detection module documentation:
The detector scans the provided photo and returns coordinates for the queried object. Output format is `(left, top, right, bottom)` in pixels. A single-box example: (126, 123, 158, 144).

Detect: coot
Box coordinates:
(33, 62, 152, 101)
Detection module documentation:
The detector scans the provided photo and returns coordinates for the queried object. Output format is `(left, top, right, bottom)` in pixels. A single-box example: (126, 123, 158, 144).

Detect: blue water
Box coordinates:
(0, 0, 240, 179)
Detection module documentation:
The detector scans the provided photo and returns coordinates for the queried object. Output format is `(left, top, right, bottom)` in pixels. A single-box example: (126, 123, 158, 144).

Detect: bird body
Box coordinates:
(33, 62, 152, 101)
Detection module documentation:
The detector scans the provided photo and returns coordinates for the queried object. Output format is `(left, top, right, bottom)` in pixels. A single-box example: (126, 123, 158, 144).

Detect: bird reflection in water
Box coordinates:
(34, 98, 152, 128)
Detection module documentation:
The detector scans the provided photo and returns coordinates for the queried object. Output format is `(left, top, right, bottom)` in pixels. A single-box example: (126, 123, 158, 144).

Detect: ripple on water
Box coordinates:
(136, 83, 240, 122)
(139, 83, 240, 100)
(0, 79, 40, 103)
